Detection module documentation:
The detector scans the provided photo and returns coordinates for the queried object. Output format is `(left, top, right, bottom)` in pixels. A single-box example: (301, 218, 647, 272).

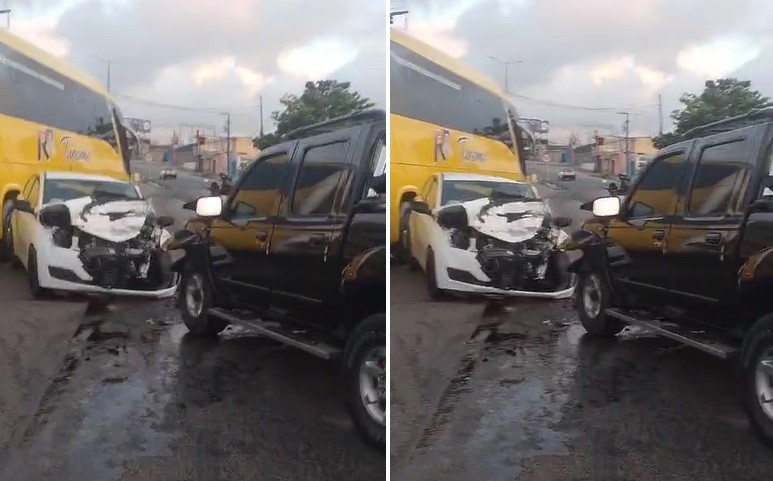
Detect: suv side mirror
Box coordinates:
(13, 199, 34, 214)
(196, 196, 223, 217)
(586, 196, 621, 218)
(436, 204, 468, 229)
(39, 204, 71, 227)
(411, 199, 432, 216)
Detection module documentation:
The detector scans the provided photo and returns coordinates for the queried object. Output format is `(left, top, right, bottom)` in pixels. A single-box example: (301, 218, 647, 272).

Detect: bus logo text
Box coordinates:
(60, 137, 92, 162)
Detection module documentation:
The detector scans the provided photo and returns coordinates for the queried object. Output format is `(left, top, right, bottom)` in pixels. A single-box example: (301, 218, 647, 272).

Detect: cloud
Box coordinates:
(10, 0, 385, 138)
(405, 0, 772, 140)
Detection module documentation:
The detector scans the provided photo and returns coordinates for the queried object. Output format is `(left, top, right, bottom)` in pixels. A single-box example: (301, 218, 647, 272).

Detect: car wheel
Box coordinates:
(179, 265, 227, 336)
(425, 248, 444, 300)
(27, 247, 49, 299)
(741, 314, 773, 446)
(576, 269, 622, 337)
(395, 201, 412, 265)
(345, 313, 385, 449)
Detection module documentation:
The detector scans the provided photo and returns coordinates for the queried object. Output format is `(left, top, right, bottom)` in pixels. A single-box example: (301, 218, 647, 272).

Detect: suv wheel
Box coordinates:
(346, 313, 386, 448)
(741, 314, 773, 446)
(576, 269, 622, 337)
(179, 266, 226, 336)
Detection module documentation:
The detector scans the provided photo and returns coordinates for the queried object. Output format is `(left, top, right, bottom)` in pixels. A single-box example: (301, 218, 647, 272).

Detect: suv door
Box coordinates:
(605, 149, 688, 308)
(267, 127, 362, 323)
(666, 128, 759, 325)
(208, 148, 294, 308)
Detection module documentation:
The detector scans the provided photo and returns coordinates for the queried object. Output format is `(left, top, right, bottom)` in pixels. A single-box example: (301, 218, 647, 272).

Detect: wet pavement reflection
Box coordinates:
(0, 299, 383, 481)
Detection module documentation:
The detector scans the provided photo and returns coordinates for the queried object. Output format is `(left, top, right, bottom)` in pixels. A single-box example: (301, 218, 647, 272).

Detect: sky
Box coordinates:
(392, 0, 773, 143)
(6, 0, 386, 143)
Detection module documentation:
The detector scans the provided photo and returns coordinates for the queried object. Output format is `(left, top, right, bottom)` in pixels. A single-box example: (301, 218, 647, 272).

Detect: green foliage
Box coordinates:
(656, 78, 771, 148)
(253, 80, 375, 149)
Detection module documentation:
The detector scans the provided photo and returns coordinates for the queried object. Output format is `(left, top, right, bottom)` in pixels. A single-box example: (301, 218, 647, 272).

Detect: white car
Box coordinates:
(160, 169, 177, 180)
(404, 173, 575, 299)
(4, 172, 178, 299)
(557, 168, 576, 180)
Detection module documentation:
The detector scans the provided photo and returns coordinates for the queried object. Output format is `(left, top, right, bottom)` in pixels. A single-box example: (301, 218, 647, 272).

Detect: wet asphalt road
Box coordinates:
(391, 168, 773, 480)
(0, 162, 384, 481)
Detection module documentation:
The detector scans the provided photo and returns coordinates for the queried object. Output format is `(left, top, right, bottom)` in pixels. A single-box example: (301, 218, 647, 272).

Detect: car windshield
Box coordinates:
(441, 180, 538, 205)
(43, 178, 140, 204)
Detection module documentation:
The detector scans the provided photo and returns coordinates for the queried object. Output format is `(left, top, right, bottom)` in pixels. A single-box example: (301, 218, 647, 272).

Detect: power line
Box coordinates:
(509, 92, 658, 112)
(114, 93, 259, 113)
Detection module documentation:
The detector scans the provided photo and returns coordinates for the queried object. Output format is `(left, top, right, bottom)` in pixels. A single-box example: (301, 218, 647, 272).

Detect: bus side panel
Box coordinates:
(390, 113, 525, 242)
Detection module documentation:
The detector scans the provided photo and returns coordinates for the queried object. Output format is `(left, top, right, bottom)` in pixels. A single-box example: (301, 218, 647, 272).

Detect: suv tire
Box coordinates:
(179, 265, 227, 336)
(741, 314, 773, 446)
(576, 269, 622, 337)
(345, 313, 386, 449)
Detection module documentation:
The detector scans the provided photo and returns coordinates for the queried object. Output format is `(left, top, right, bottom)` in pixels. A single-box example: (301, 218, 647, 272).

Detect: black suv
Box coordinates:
(567, 108, 773, 445)
(169, 111, 386, 447)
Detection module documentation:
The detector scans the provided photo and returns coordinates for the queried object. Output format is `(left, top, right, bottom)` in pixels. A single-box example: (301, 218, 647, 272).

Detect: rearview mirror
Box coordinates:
(589, 196, 621, 218)
(39, 204, 71, 227)
(13, 199, 34, 214)
(195, 196, 223, 217)
(437, 204, 468, 229)
(156, 215, 174, 228)
(553, 216, 572, 228)
(411, 199, 432, 216)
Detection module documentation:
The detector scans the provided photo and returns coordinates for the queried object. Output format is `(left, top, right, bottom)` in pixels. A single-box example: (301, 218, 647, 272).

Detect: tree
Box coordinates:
(254, 80, 375, 149)
(656, 78, 771, 148)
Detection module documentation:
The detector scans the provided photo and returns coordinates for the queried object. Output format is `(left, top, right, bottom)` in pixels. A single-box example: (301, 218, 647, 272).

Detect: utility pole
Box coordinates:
(489, 56, 522, 93)
(259, 95, 264, 138)
(619, 111, 630, 176)
(1, 8, 9, 29)
(225, 111, 232, 174)
(658, 93, 664, 137)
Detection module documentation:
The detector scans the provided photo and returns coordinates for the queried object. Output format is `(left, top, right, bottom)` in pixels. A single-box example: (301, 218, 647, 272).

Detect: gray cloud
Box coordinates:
(403, 0, 772, 140)
(15, 0, 386, 141)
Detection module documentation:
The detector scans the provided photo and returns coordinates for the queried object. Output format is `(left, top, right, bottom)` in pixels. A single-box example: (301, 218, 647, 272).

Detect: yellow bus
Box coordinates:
(390, 28, 528, 247)
(0, 28, 133, 247)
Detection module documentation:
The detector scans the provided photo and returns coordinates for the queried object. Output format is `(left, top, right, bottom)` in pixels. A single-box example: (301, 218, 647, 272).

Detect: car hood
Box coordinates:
(452, 197, 549, 244)
(60, 197, 153, 243)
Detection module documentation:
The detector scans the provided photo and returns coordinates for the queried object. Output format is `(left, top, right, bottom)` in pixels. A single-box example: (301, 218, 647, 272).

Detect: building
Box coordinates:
(592, 135, 657, 176)
(154, 136, 260, 175)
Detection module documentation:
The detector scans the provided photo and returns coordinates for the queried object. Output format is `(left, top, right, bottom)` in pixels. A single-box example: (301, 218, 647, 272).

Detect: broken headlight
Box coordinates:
(449, 229, 471, 250)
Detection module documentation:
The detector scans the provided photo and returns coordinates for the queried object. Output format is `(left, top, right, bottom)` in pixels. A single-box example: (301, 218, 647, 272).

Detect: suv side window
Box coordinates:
(625, 151, 686, 219)
(687, 140, 747, 216)
(290, 141, 351, 216)
(229, 152, 291, 219)
(762, 141, 773, 198)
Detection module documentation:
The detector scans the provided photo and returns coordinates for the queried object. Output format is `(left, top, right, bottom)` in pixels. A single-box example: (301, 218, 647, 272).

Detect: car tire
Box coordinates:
(27, 247, 49, 299)
(345, 313, 386, 449)
(741, 314, 773, 446)
(426, 248, 444, 300)
(576, 269, 622, 337)
(179, 265, 227, 336)
(395, 201, 412, 265)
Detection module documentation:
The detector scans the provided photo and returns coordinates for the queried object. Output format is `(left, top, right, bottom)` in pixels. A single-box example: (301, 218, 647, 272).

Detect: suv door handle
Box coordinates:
(652, 230, 665, 241)
(255, 231, 268, 242)
(705, 232, 722, 245)
(308, 233, 326, 246)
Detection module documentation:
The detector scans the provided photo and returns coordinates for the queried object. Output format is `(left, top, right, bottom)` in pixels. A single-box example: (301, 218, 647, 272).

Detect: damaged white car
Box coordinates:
(404, 173, 575, 299)
(4, 172, 178, 299)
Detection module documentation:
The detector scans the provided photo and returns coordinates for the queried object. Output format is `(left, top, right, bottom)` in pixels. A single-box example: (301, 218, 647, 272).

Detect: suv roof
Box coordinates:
(681, 107, 773, 141)
(283, 109, 386, 141)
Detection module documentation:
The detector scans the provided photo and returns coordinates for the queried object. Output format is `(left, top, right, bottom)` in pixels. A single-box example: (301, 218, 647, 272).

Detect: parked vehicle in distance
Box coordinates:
(566, 108, 773, 445)
(405, 173, 574, 300)
(160, 169, 177, 180)
(168, 111, 387, 448)
(557, 167, 576, 180)
(3, 172, 177, 299)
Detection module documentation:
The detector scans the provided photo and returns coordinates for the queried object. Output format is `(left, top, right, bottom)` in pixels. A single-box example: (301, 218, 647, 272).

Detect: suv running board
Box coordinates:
(208, 308, 342, 360)
(605, 308, 739, 359)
